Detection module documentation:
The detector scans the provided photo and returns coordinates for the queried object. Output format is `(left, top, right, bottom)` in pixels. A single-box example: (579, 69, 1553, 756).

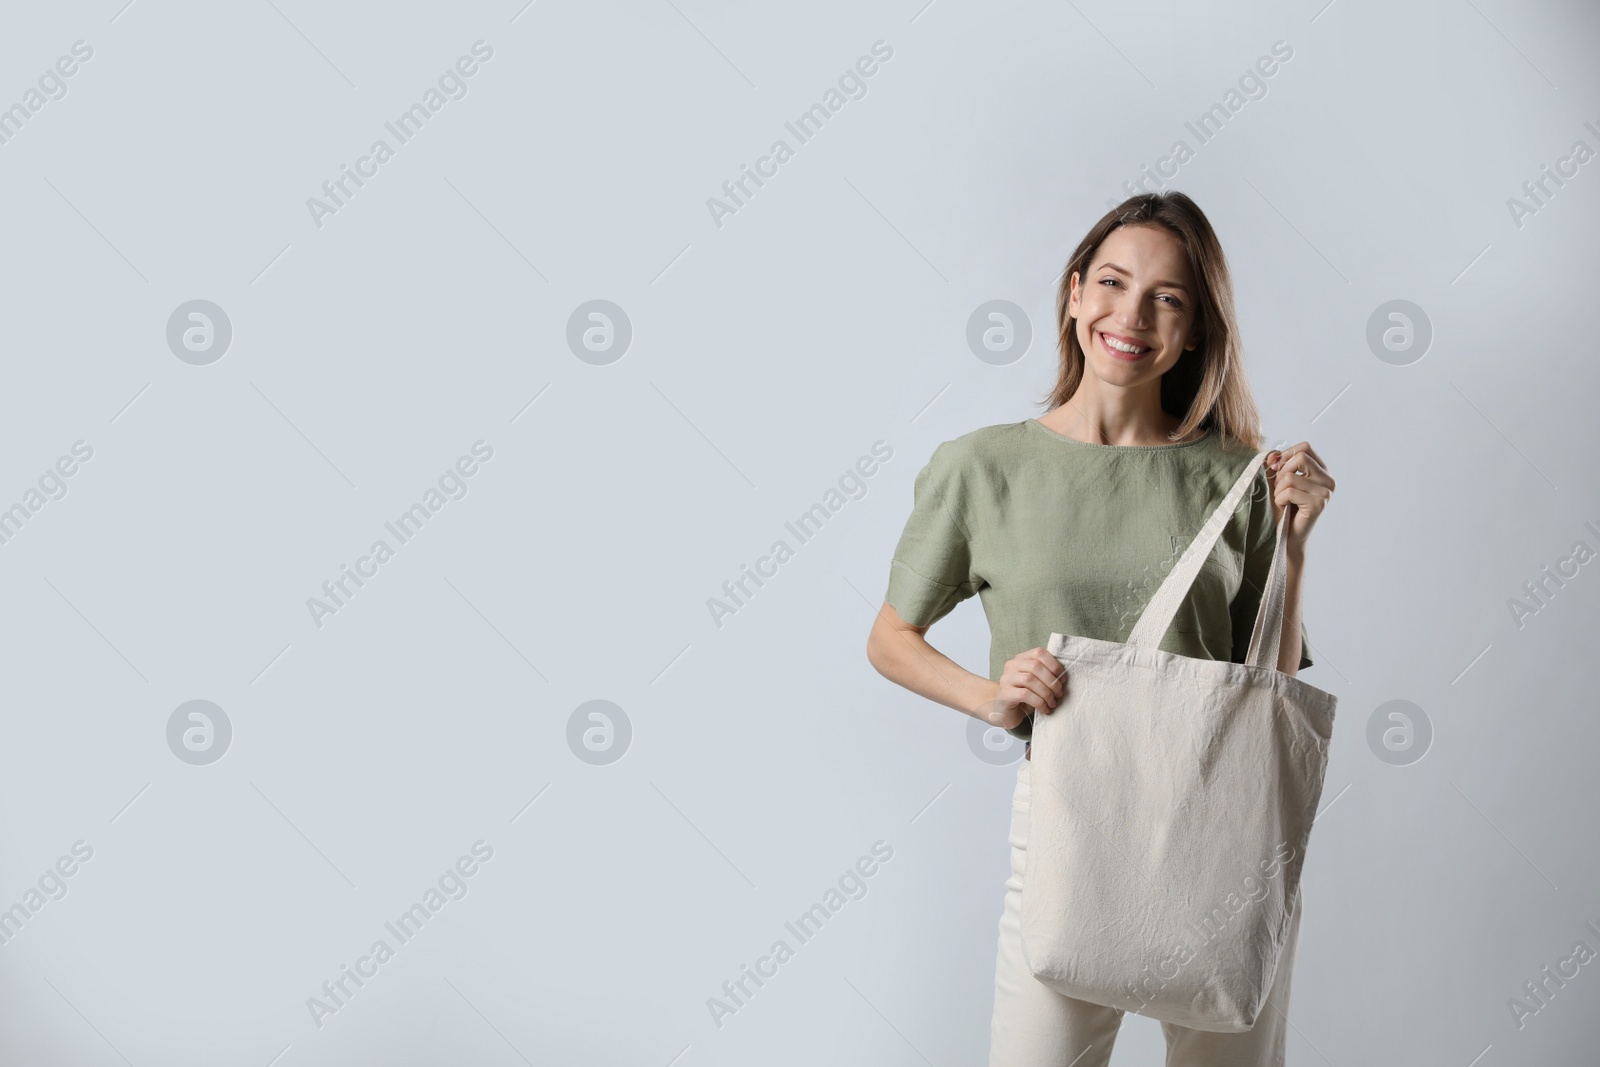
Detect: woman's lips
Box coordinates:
(1099, 331, 1151, 361)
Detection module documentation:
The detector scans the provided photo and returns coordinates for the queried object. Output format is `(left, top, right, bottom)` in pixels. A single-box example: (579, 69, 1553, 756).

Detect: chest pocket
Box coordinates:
(1169, 534, 1241, 633)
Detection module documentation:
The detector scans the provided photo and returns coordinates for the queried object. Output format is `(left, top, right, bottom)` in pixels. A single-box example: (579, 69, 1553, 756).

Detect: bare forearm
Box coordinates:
(868, 626, 996, 721)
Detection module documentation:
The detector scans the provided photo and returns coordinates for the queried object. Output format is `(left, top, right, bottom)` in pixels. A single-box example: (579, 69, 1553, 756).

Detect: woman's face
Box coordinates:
(1067, 224, 1201, 388)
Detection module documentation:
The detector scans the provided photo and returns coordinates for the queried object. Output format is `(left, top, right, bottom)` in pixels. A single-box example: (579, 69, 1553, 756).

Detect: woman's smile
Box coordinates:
(1098, 329, 1153, 361)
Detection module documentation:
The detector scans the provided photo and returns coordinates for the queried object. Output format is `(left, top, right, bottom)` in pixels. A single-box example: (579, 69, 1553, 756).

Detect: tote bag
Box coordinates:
(1019, 449, 1337, 1033)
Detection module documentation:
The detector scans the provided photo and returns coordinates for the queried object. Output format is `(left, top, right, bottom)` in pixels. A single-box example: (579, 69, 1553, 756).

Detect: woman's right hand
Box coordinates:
(977, 647, 1067, 730)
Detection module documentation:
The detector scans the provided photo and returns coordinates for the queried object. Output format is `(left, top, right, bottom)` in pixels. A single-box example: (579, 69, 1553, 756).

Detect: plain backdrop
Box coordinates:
(1, 0, 1598, 1064)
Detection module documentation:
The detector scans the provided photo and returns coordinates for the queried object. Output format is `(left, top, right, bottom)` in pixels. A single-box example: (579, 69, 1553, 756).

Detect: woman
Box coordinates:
(866, 191, 1335, 1066)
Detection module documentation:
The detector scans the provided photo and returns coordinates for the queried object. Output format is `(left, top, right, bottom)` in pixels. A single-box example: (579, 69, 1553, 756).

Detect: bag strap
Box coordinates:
(1125, 450, 1275, 663)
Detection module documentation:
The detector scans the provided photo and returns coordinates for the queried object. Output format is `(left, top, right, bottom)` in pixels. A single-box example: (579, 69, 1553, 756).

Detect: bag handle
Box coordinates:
(1126, 449, 1287, 670)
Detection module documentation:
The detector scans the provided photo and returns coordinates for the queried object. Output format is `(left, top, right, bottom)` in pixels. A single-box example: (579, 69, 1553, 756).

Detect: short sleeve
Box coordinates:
(885, 441, 984, 628)
(1230, 467, 1314, 670)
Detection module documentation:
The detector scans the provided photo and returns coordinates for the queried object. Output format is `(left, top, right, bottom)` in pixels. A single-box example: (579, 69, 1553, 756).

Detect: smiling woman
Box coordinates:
(867, 190, 1336, 1067)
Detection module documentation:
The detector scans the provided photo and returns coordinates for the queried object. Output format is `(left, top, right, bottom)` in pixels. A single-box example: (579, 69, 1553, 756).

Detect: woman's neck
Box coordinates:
(1036, 401, 1199, 447)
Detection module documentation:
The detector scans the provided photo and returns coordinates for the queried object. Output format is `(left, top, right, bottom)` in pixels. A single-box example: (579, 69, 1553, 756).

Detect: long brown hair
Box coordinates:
(1042, 191, 1264, 453)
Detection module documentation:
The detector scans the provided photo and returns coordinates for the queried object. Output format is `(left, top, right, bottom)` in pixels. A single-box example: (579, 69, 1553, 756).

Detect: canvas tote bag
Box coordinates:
(1019, 449, 1337, 1032)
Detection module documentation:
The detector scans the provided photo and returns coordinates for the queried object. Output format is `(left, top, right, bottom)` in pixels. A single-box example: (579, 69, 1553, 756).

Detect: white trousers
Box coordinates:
(990, 757, 1302, 1066)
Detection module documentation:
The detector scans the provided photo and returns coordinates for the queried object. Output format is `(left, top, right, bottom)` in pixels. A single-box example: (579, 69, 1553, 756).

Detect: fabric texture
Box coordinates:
(990, 757, 1302, 1066)
(1019, 450, 1337, 1032)
(884, 419, 1313, 742)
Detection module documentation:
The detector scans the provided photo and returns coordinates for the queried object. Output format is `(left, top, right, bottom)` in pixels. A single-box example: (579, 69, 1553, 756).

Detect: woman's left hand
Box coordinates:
(1265, 442, 1333, 555)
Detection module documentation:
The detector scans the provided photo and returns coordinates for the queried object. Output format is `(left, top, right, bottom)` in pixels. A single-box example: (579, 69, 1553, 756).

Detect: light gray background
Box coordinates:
(1, 0, 1598, 1064)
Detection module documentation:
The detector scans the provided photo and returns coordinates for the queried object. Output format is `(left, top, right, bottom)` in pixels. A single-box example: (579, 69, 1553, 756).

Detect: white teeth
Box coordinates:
(1101, 333, 1149, 354)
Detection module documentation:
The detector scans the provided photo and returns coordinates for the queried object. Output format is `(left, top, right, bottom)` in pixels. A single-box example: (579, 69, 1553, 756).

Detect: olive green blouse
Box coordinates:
(885, 419, 1314, 742)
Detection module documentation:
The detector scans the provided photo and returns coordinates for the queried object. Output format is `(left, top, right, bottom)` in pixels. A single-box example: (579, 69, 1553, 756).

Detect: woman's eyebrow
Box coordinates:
(1095, 262, 1189, 292)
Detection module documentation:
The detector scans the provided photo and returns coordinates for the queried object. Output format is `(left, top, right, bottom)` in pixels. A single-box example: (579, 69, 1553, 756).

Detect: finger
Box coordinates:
(1027, 651, 1068, 693)
(1285, 448, 1322, 478)
(1274, 477, 1325, 514)
(1004, 670, 1057, 711)
(1283, 443, 1328, 480)
(1278, 457, 1330, 492)
(1017, 667, 1063, 711)
(1024, 660, 1067, 710)
(1299, 445, 1333, 491)
(1274, 457, 1327, 495)
(1025, 661, 1067, 708)
(1275, 468, 1321, 497)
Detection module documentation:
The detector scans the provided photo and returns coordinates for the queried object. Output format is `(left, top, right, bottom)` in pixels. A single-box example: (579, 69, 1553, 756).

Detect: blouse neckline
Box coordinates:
(1025, 418, 1213, 451)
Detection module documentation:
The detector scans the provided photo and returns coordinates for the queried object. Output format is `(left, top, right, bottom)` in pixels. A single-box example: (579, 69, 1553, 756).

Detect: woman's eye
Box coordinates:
(1100, 278, 1182, 309)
